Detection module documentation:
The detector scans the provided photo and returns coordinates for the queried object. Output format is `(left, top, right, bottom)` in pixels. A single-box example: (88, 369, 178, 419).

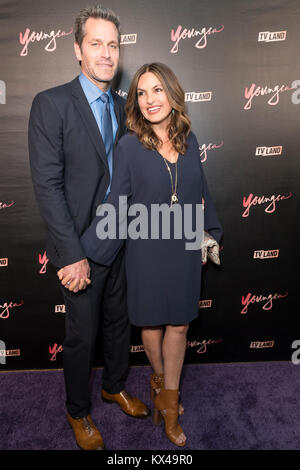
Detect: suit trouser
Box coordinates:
(60, 247, 131, 418)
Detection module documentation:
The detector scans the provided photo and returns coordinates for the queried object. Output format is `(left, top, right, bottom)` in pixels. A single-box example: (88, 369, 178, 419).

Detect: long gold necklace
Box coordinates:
(163, 157, 178, 205)
(159, 144, 179, 205)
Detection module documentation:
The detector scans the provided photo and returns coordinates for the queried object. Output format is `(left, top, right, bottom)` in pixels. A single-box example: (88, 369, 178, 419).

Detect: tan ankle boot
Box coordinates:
(150, 373, 184, 415)
(154, 388, 186, 447)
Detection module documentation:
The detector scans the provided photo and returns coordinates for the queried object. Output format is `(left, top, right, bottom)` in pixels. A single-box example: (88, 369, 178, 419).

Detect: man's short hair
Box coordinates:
(75, 5, 121, 47)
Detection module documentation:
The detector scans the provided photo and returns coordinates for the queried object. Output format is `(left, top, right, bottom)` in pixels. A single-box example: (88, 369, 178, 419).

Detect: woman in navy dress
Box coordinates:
(80, 63, 223, 446)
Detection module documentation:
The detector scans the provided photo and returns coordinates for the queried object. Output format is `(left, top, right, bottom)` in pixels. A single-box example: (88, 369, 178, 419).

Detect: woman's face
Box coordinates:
(137, 72, 172, 125)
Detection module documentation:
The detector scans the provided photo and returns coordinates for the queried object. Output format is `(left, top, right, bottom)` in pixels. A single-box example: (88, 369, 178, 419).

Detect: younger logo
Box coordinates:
(186, 338, 222, 354)
(0, 201, 15, 210)
(19, 27, 73, 56)
(241, 292, 288, 315)
(199, 141, 224, 163)
(244, 82, 294, 110)
(49, 343, 63, 361)
(0, 301, 24, 320)
(0, 80, 6, 104)
(242, 192, 292, 217)
(38, 251, 49, 274)
(170, 24, 224, 53)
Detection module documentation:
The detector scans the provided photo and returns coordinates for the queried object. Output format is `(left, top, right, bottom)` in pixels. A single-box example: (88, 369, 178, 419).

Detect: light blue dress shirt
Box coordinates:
(79, 72, 118, 199)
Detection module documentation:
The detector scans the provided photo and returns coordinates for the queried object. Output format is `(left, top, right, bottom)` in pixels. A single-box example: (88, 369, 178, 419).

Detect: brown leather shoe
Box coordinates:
(101, 389, 150, 418)
(67, 413, 105, 450)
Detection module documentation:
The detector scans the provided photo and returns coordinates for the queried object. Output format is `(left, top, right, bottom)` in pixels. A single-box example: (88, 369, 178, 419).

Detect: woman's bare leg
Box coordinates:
(142, 326, 164, 375)
(161, 324, 189, 444)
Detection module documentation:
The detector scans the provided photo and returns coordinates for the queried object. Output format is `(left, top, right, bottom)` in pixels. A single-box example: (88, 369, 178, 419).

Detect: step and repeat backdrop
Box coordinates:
(0, 0, 298, 369)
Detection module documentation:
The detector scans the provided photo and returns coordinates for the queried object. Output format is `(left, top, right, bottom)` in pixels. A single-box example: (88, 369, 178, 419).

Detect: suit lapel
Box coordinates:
(70, 77, 109, 170)
(112, 91, 123, 146)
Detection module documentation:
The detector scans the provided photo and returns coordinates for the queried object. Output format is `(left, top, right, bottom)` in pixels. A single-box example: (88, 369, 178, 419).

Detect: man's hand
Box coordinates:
(57, 258, 91, 293)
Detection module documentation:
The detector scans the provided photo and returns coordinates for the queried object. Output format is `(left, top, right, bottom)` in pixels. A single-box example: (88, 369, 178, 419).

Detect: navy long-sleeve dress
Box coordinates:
(81, 131, 222, 326)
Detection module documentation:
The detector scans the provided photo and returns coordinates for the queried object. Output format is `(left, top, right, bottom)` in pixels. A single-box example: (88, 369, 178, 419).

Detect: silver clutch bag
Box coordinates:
(201, 231, 220, 265)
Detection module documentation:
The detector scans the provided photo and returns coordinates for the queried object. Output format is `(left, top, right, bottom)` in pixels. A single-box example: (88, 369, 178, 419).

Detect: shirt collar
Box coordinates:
(79, 72, 113, 105)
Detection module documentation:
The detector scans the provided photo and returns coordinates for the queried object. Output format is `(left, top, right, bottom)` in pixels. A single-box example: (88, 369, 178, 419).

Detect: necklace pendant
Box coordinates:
(171, 193, 179, 205)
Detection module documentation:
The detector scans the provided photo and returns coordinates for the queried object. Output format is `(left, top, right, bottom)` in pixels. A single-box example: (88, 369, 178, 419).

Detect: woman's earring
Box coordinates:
(172, 109, 175, 114)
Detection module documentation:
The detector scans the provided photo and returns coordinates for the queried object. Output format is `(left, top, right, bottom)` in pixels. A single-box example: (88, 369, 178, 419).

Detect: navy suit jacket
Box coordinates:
(28, 76, 126, 268)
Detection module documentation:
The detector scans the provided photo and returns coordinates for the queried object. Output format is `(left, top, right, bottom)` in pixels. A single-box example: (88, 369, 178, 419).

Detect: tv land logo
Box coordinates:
(0, 80, 6, 104)
(19, 27, 73, 57)
(250, 341, 275, 349)
(49, 343, 63, 361)
(186, 338, 223, 354)
(241, 292, 288, 315)
(55, 304, 66, 313)
(0, 258, 8, 267)
(244, 82, 295, 110)
(0, 301, 24, 320)
(185, 92, 212, 103)
(0, 200, 15, 210)
(255, 146, 282, 157)
(242, 192, 292, 217)
(0, 341, 21, 364)
(116, 89, 128, 98)
(170, 24, 224, 53)
(120, 34, 137, 45)
(253, 249, 279, 260)
(258, 31, 287, 42)
(38, 251, 49, 274)
(199, 299, 212, 308)
(199, 141, 224, 163)
(130, 345, 145, 353)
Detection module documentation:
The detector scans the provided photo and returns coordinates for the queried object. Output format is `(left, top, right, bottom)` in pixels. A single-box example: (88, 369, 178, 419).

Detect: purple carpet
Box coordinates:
(0, 362, 299, 450)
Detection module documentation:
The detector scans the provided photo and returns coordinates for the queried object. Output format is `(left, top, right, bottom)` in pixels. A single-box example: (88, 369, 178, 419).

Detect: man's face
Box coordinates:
(74, 18, 120, 89)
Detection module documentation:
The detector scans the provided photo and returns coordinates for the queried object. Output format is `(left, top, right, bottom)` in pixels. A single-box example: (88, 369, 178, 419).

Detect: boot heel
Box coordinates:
(152, 407, 162, 425)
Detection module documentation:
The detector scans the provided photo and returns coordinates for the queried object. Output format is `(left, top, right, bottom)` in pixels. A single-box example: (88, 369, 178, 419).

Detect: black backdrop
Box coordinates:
(0, 0, 298, 369)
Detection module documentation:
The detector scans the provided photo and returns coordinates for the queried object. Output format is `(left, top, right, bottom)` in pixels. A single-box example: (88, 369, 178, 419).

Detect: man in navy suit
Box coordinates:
(28, 5, 149, 451)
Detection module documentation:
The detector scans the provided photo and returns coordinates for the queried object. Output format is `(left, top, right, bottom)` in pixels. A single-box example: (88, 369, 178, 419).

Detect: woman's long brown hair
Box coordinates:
(125, 63, 191, 154)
